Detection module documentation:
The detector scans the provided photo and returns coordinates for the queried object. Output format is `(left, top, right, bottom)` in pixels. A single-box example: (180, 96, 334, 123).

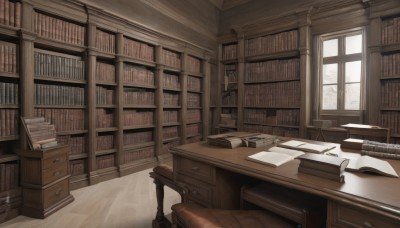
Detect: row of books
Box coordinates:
(57, 135, 85, 155)
(96, 109, 114, 128)
(0, 0, 21, 28)
(34, 84, 85, 106)
(33, 12, 85, 46)
(245, 58, 299, 82)
(96, 154, 115, 169)
(96, 30, 115, 54)
(381, 80, 400, 108)
(381, 111, 400, 135)
(123, 110, 154, 126)
(34, 51, 85, 81)
(382, 53, 400, 77)
(187, 93, 201, 107)
(0, 82, 18, 104)
(0, 162, 18, 192)
(222, 90, 237, 106)
(163, 92, 180, 106)
(123, 129, 153, 146)
(96, 86, 114, 105)
(0, 41, 17, 73)
(187, 135, 202, 143)
(162, 49, 181, 69)
(187, 109, 201, 122)
(162, 140, 180, 154)
(187, 56, 201, 73)
(188, 76, 201, 92)
(245, 30, 298, 57)
(243, 124, 299, 138)
(244, 108, 300, 126)
(70, 159, 85, 176)
(35, 108, 85, 132)
(222, 43, 237, 60)
(124, 89, 155, 105)
(362, 140, 400, 158)
(163, 126, 179, 139)
(224, 65, 237, 84)
(381, 16, 400, 45)
(124, 146, 154, 163)
(22, 117, 57, 150)
(96, 62, 115, 83)
(124, 64, 154, 86)
(0, 109, 18, 137)
(123, 37, 154, 62)
(163, 110, 178, 123)
(162, 73, 180, 90)
(244, 81, 300, 107)
(96, 134, 114, 151)
(186, 123, 201, 135)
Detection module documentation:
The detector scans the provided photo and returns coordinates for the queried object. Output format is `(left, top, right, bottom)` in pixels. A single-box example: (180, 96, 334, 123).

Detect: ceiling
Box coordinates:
(208, 0, 252, 11)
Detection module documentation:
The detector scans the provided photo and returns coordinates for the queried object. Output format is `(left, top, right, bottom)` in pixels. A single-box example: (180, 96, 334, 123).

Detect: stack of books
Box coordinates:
(21, 117, 58, 150)
(341, 138, 364, 150)
(207, 134, 243, 149)
(242, 134, 277, 148)
(298, 154, 349, 182)
(361, 141, 400, 160)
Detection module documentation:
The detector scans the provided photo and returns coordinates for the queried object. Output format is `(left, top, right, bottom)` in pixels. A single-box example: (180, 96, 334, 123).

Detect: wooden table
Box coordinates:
(171, 133, 400, 227)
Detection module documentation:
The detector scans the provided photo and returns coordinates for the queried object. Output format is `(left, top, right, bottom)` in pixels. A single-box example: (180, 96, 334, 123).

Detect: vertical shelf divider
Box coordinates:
(155, 45, 163, 160)
(115, 33, 124, 174)
(181, 53, 188, 144)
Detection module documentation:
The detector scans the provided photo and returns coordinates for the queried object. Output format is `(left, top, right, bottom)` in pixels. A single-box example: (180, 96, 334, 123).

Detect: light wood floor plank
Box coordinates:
(1, 168, 180, 228)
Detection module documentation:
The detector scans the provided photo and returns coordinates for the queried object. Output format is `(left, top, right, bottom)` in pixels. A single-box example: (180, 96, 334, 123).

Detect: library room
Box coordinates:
(1, 0, 400, 227)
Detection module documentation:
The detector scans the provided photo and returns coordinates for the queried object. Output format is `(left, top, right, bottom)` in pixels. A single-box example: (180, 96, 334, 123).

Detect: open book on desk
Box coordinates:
(246, 147, 305, 167)
(278, 140, 336, 154)
(346, 155, 399, 178)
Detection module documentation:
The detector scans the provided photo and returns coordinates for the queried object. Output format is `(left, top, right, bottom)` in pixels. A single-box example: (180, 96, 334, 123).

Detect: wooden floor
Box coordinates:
(1, 168, 181, 228)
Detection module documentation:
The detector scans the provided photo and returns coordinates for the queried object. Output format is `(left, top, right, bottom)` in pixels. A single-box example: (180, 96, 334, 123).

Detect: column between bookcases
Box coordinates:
(236, 36, 245, 131)
(155, 45, 163, 159)
(115, 33, 124, 175)
(181, 53, 188, 144)
(202, 57, 210, 138)
(86, 50, 97, 183)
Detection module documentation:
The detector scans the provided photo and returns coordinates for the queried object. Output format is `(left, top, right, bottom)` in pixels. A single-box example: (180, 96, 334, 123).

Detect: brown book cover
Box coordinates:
(341, 138, 364, 150)
(298, 166, 345, 183)
(298, 153, 349, 174)
(14, 1, 19, 27)
(4, 0, 8, 26)
(0, 0, 4, 25)
(8, 1, 13, 27)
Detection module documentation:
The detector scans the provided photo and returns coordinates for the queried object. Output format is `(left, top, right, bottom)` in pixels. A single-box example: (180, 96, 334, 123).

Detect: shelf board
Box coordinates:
(0, 154, 19, 163)
(95, 50, 116, 59)
(187, 106, 202, 109)
(0, 72, 19, 78)
(121, 55, 156, 68)
(186, 120, 201, 125)
(69, 153, 89, 160)
(96, 127, 118, 132)
(163, 122, 180, 127)
(243, 122, 300, 129)
(245, 49, 299, 62)
(123, 105, 157, 109)
(0, 104, 19, 109)
(163, 137, 181, 143)
(35, 37, 86, 54)
(0, 135, 19, 142)
(187, 90, 202, 94)
(34, 76, 86, 85)
(34, 105, 87, 109)
(96, 104, 117, 108)
(123, 124, 155, 130)
(163, 87, 181, 92)
(187, 72, 203, 78)
(0, 24, 19, 38)
(163, 66, 181, 73)
(163, 105, 181, 109)
(381, 43, 400, 53)
(186, 133, 201, 138)
(57, 130, 88, 136)
(244, 77, 300, 84)
(95, 149, 117, 156)
(221, 105, 238, 108)
(123, 141, 155, 151)
(123, 83, 156, 89)
(243, 106, 300, 109)
(380, 107, 400, 111)
(221, 58, 238, 64)
(96, 81, 117, 86)
(380, 75, 400, 80)
(217, 124, 237, 129)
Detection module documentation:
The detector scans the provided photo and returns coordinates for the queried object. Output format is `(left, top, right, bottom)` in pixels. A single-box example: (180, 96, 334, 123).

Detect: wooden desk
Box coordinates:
(171, 135, 400, 227)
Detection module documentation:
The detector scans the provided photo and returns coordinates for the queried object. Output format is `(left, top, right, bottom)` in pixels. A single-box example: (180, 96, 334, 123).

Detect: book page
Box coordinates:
(268, 147, 304, 158)
(297, 143, 335, 153)
(346, 156, 399, 177)
(247, 151, 294, 167)
(279, 140, 305, 148)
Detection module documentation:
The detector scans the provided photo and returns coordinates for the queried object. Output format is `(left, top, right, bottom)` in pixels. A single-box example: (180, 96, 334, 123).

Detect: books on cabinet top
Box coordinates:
(21, 116, 58, 150)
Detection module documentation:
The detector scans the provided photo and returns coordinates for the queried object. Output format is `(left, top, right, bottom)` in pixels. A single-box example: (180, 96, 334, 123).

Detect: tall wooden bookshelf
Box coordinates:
(217, 13, 311, 138)
(0, 0, 210, 223)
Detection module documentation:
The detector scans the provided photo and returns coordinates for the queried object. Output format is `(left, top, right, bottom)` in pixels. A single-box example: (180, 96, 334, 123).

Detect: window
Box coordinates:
(319, 29, 365, 117)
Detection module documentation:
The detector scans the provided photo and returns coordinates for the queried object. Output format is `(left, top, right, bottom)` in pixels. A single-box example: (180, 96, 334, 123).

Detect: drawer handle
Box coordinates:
(53, 171, 60, 177)
(191, 166, 199, 171)
(55, 189, 63, 196)
(363, 222, 374, 228)
(53, 158, 60, 163)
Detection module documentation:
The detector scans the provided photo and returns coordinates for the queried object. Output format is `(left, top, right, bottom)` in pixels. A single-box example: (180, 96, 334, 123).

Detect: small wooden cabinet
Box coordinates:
(18, 145, 74, 218)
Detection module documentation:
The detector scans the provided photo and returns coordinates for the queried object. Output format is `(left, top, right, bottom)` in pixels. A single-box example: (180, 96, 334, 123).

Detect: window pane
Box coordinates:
(323, 64, 338, 84)
(345, 83, 360, 110)
(322, 85, 337, 110)
(323, 39, 338, 57)
(345, 61, 361, 83)
(346, 34, 362, 55)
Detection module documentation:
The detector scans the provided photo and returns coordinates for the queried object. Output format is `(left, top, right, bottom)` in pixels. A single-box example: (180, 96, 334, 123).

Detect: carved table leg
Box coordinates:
(153, 178, 165, 228)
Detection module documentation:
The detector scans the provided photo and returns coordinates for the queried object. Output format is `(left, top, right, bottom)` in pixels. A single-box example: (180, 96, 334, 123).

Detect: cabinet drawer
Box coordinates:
(43, 152, 68, 170)
(176, 157, 215, 184)
(42, 162, 68, 185)
(178, 174, 212, 207)
(44, 178, 70, 209)
(328, 200, 400, 228)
